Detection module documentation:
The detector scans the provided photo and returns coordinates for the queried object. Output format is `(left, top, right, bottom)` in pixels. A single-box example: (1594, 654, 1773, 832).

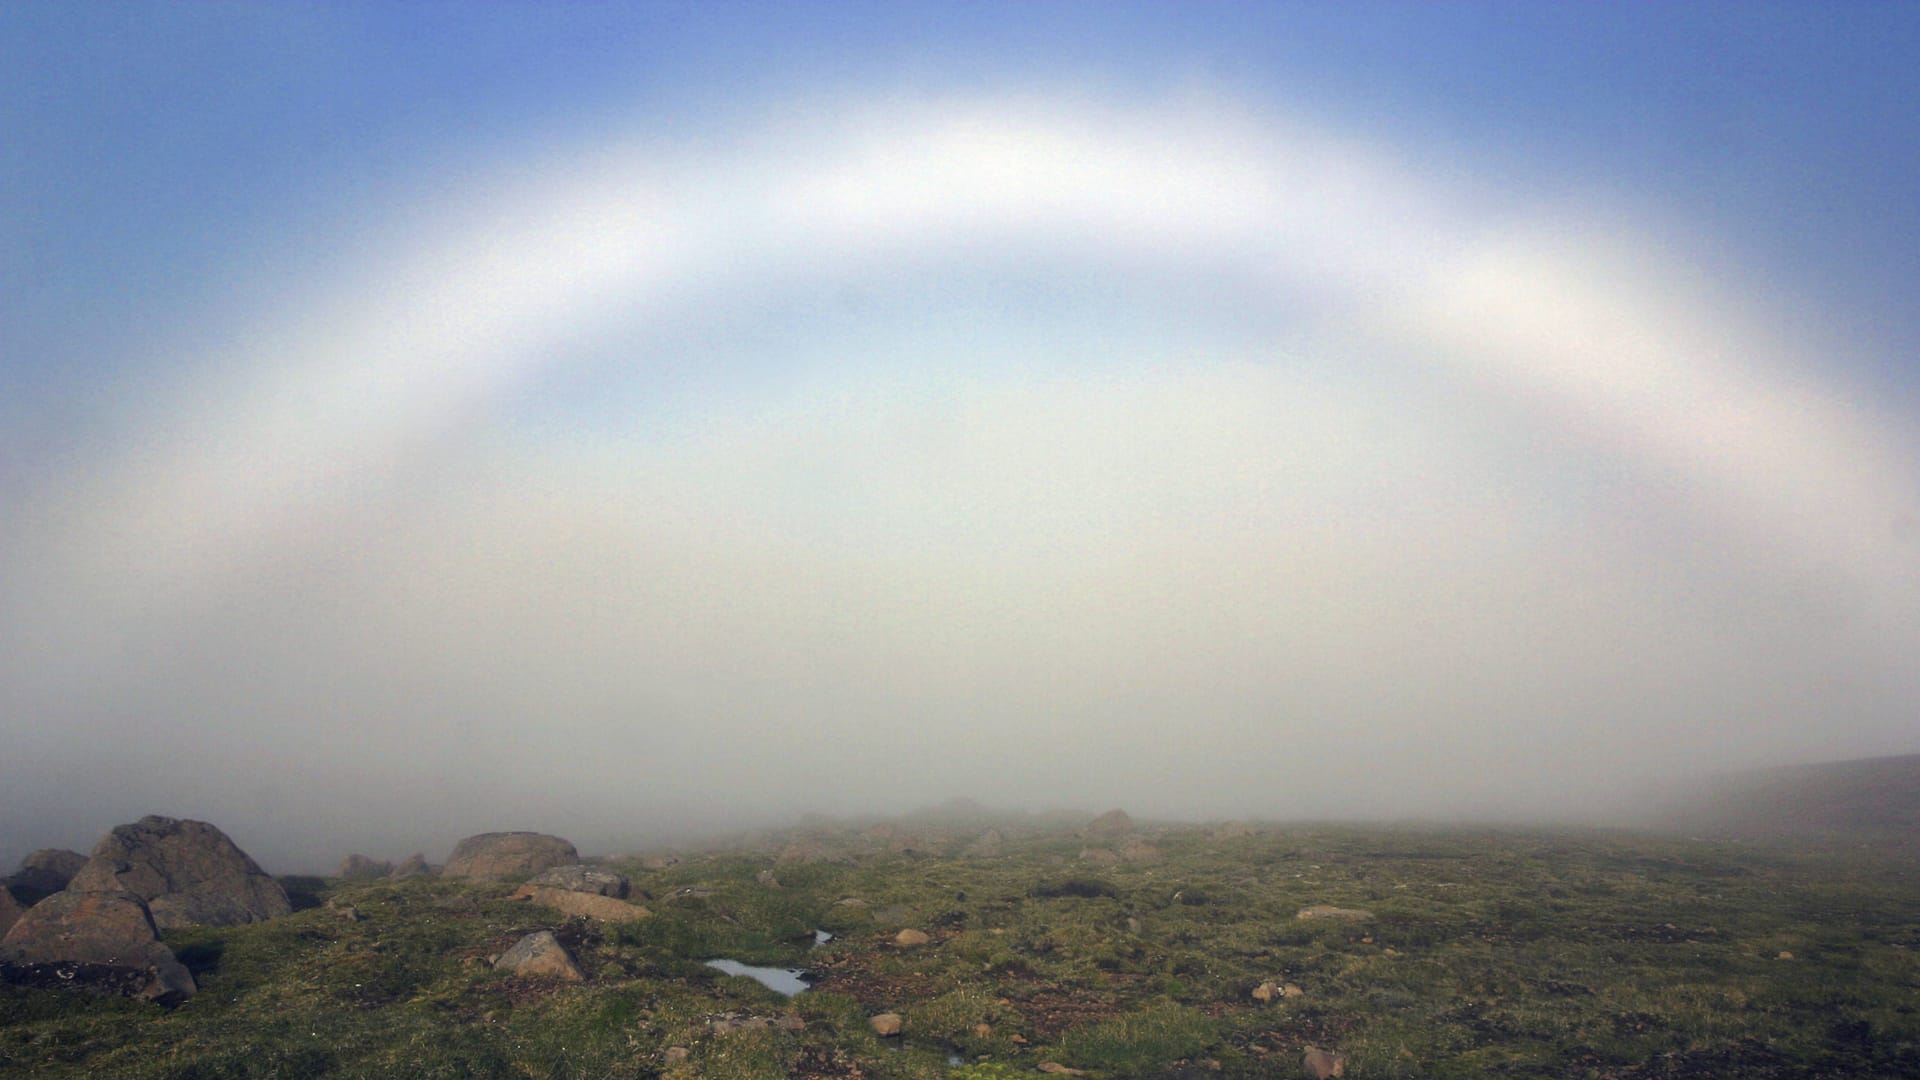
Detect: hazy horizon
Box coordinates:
(6, 5, 1920, 877)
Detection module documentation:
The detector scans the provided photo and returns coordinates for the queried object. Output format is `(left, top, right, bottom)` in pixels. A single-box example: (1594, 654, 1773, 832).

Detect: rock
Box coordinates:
(442, 832, 579, 881)
(1120, 837, 1161, 862)
(1776, 950, 1794, 960)
(508, 884, 651, 922)
(337, 854, 392, 881)
(8, 849, 88, 896)
(893, 928, 931, 946)
(1251, 980, 1278, 1002)
(67, 816, 291, 928)
(1302, 1047, 1346, 1079)
(530, 864, 629, 898)
(1085, 809, 1135, 838)
(639, 854, 680, 870)
(1038, 1065, 1088, 1076)
(974, 1023, 993, 1037)
(493, 930, 583, 980)
(1295, 905, 1373, 922)
(1282, 983, 1304, 998)
(662, 1046, 689, 1064)
(757, 870, 783, 888)
(0, 889, 195, 1004)
(389, 853, 431, 879)
(869, 1012, 902, 1036)
(964, 828, 1005, 857)
(0, 887, 22, 938)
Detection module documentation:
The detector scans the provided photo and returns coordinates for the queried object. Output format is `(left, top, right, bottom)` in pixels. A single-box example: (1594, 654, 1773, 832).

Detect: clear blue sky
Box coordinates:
(4, 3, 1918, 868)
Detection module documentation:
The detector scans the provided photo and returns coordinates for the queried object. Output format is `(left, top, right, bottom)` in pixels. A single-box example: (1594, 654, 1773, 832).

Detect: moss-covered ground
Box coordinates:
(4, 823, 1917, 1077)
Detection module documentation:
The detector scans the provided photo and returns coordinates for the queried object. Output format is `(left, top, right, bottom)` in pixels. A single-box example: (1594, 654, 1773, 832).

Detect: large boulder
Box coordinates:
(442, 832, 578, 881)
(337, 854, 393, 881)
(8, 849, 89, 898)
(0, 886, 22, 938)
(67, 816, 291, 929)
(1084, 809, 1135, 838)
(528, 864, 628, 898)
(0, 889, 196, 1004)
(389, 853, 431, 879)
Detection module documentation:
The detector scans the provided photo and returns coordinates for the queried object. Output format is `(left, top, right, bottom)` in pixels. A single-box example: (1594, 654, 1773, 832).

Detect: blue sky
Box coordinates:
(4, 3, 1919, 868)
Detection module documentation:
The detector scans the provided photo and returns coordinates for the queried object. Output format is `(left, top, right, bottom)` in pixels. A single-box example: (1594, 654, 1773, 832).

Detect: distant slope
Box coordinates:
(1647, 753, 1920, 843)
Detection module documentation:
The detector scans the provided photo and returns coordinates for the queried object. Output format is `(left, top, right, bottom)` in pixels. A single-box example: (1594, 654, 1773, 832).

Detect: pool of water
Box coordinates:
(702, 930, 832, 996)
(704, 959, 811, 995)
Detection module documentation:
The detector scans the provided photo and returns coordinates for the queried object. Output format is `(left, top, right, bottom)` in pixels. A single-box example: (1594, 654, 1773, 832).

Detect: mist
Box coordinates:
(5, 8, 1919, 875)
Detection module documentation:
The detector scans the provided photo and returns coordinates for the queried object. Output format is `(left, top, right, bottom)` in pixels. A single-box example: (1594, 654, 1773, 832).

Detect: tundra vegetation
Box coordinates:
(3, 821, 1918, 1078)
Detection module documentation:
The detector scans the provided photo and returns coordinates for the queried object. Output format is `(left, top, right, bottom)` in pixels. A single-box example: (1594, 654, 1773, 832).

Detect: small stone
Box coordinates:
(1251, 981, 1278, 1002)
(869, 1012, 903, 1036)
(894, 928, 931, 946)
(1282, 983, 1304, 998)
(1302, 1047, 1346, 1079)
(493, 930, 583, 981)
(1296, 905, 1373, 922)
(1776, 950, 1794, 960)
(973, 1023, 993, 1038)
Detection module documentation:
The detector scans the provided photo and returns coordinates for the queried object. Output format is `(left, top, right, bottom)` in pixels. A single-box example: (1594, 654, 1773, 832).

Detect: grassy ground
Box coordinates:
(3, 823, 1917, 1077)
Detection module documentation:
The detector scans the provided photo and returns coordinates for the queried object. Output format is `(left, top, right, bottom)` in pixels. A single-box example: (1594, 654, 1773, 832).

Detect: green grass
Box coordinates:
(4, 824, 1919, 1077)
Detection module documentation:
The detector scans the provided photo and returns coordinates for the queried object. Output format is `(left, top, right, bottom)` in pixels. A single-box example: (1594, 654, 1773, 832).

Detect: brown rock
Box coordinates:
(869, 1012, 903, 1036)
(974, 1023, 993, 1037)
(893, 928, 931, 946)
(1295, 905, 1373, 922)
(508, 884, 651, 922)
(493, 930, 583, 980)
(1038, 1065, 1088, 1076)
(529, 864, 629, 898)
(1251, 980, 1278, 1002)
(964, 828, 1005, 857)
(443, 832, 579, 881)
(1282, 983, 1304, 998)
(389, 853, 431, 879)
(1302, 1047, 1346, 1079)
(8, 849, 88, 896)
(67, 816, 290, 928)
(337, 854, 392, 880)
(1085, 809, 1135, 838)
(0, 889, 195, 1004)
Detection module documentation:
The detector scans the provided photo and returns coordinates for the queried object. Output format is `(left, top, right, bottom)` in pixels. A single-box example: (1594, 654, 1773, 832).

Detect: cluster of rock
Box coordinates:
(336, 852, 433, 881)
(2, 815, 291, 1005)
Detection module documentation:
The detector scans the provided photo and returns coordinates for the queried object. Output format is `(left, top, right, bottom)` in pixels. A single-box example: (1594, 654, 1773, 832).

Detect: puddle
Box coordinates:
(703, 930, 832, 995)
(704, 959, 811, 995)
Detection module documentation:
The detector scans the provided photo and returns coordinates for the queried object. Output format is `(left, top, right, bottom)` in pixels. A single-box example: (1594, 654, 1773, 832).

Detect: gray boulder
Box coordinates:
(494, 929, 583, 980)
(8, 849, 88, 897)
(0, 886, 22, 938)
(67, 815, 291, 928)
(389, 853, 432, 879)
(337, 854, 393, 881)
(529, 864, 629, 898)
(442, 832, 578, 881)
